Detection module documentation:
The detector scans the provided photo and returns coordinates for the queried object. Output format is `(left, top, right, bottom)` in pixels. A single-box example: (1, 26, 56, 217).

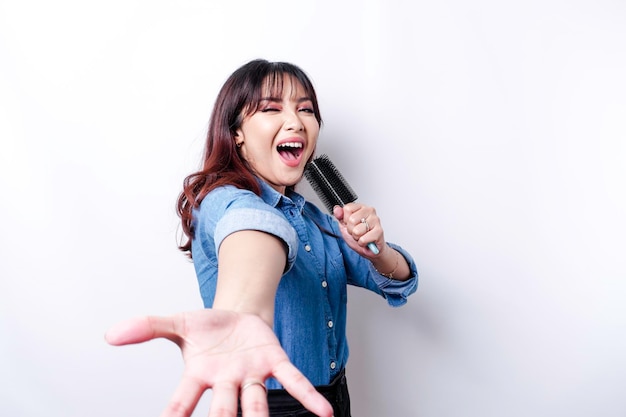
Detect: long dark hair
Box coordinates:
(176, 59, 323, 255)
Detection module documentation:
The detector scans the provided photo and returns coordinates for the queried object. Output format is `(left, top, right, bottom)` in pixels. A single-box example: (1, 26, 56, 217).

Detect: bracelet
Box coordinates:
(374, 248, 399, 279)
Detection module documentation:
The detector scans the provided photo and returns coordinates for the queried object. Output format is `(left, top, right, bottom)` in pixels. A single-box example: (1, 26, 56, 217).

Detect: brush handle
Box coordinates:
(367, 242, 380, 255)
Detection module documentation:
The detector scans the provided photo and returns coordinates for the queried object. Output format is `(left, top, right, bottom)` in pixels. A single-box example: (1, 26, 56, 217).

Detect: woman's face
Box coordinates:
(235, 76, 320, 194)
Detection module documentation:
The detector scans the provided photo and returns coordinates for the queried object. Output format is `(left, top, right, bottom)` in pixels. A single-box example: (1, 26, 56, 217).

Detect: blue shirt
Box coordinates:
(191, 179, 418, 388)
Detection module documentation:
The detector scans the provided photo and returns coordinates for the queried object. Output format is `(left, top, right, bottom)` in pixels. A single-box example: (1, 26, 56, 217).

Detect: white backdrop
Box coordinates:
(1, 0, 625, 416)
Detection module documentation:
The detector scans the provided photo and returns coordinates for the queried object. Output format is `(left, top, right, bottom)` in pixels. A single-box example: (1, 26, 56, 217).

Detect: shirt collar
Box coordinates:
(257, 178, 306, 212)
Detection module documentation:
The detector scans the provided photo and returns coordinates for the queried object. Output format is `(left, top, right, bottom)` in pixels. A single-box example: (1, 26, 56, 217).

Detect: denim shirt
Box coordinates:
(191, 179, 418, 389)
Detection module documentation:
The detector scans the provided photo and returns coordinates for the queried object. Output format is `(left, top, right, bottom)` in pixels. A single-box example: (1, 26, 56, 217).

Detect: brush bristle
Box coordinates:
(304, 154, 358, 213)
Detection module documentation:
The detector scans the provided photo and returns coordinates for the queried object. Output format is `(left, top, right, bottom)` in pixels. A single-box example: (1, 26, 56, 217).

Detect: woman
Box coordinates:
(106, 59, 418, 417)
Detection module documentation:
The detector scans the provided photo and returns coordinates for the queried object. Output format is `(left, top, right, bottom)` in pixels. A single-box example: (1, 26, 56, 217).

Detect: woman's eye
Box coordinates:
(261, 107, 280, 112)
(299, 107, 314, 113)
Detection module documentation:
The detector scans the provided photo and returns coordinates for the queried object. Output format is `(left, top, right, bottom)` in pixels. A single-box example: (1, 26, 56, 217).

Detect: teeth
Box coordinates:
(278, 142, 303, 148)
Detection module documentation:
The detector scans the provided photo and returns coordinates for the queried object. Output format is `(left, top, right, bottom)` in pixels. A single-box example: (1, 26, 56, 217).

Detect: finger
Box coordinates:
(358, 221, 370, 236)
(208, 382, 239, 417)
(342, 202, 360, 215)
(348, 213, 368, 230)
(332, 205, 344, 221)
(239, 381, 269, 417)
(273, 361, 333, 417)
(359, 223, 382, 248)
(104, 317, 166, 346)
(361, 238, 381, 255)
(342, 205, 360, 224)
(159, 374, 206, 417)
(105, 315, 184, 346)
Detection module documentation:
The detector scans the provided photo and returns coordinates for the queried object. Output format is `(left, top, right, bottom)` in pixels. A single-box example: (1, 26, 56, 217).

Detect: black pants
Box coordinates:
(238, 369, 351, 417)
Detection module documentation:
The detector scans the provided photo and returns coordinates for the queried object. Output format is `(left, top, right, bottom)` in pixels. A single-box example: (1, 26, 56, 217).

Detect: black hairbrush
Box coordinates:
(304, 154, 380, 254)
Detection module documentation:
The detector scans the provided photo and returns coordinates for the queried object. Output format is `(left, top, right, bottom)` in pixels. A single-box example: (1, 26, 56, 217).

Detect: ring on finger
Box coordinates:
(360, 217, 370, 232)
(241, 380, 267, 394)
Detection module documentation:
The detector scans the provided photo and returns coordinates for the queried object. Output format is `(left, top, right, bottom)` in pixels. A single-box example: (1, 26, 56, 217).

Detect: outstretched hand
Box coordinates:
(105, 309, 333, 417)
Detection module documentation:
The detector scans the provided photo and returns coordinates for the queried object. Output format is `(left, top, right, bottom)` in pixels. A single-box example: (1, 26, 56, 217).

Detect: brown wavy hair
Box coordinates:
(176, 59, 323, 256)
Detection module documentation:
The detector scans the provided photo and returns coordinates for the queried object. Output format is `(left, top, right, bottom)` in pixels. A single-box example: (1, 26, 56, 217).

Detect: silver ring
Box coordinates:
(241, 380, 267, 394)
(360, 217, 370, 232)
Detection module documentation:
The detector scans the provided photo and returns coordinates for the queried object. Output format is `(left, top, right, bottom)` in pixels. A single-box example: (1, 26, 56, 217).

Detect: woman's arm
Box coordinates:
(105, 230, 334, 417)
(213, 230, 287, 326)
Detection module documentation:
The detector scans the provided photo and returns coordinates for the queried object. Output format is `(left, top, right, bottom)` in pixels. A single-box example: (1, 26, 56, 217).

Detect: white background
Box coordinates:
(1, 0, 625, 416)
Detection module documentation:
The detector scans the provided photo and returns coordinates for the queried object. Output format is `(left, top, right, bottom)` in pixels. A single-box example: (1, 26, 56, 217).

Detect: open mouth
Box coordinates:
(277, 142, 304, 163)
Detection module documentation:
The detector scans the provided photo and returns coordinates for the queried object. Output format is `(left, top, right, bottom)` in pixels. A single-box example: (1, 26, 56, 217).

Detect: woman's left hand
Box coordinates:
(333, 203, 384, 259)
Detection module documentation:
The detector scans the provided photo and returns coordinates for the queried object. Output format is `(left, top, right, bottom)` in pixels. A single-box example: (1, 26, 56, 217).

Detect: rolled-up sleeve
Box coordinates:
(367, 243, 418, 307)
(215, 207, 298, 271)
(194, 186, 298, 272)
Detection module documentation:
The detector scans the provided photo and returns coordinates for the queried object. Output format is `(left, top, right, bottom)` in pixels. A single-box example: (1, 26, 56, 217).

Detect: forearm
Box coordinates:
(371, 243, 412, 281)
(213, 230, 287, 326)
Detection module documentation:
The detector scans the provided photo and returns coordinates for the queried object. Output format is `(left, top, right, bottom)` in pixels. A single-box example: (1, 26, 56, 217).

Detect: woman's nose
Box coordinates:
(284, 111, 304, 131)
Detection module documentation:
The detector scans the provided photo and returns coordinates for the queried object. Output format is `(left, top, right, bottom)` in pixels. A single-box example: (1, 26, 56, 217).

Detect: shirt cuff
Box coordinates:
(369, 243, 419, 307)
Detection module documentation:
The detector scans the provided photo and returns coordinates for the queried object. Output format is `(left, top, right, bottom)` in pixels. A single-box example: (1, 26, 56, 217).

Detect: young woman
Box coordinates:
(106, 59, 418, 417)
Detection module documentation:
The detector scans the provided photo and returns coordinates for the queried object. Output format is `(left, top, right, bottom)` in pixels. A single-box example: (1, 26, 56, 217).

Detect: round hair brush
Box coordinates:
(304, 154, 380, 254)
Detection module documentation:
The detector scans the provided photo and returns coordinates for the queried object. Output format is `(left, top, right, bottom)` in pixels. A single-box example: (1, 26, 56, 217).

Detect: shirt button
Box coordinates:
(327, 320, 333, 328)
(304, 244, 311, 252)
(330, 361, 336, 370)
(321, 280, 328, 288)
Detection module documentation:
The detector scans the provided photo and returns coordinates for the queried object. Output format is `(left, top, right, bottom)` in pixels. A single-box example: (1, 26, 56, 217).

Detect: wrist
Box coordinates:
(372, 245, 400, 279)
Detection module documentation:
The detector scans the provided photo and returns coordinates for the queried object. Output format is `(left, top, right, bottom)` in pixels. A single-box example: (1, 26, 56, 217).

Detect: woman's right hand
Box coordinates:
(105, 309, 334, 417)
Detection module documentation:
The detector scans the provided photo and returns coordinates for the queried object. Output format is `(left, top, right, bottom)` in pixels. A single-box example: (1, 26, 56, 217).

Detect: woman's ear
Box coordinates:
(234, 130, 244, 147)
